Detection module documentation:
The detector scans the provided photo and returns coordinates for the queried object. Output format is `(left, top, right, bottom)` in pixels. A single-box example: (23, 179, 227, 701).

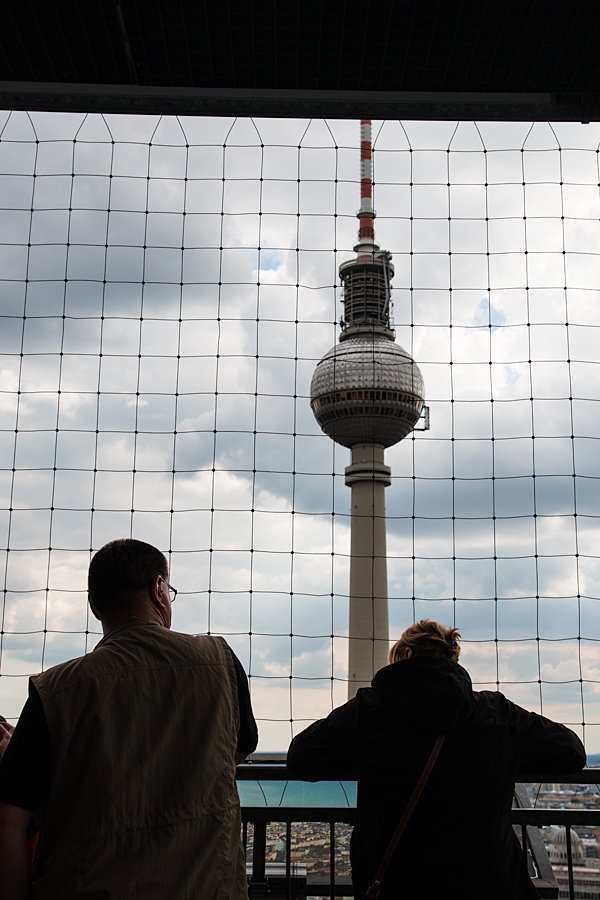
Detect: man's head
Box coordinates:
(389, 618, 461, 664)
(88, 539, 172, 631)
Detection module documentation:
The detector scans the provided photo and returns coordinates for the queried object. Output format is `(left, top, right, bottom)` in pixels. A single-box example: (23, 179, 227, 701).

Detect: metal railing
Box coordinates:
(237, 759, 600, 900)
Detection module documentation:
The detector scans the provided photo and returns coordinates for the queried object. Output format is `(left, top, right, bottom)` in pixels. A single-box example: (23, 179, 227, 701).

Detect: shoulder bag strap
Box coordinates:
(365, 733, 446, 900)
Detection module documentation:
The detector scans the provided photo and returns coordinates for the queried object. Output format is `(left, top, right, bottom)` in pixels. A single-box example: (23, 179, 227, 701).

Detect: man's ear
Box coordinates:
(150, 574, 166, 611)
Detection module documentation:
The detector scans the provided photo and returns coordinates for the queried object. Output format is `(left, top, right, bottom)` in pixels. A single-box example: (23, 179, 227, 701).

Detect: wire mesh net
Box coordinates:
(1, 111, 599, 753)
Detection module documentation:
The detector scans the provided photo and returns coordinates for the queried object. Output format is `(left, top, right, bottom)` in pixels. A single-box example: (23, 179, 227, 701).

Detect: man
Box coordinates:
(287, 619, 586, 900)
(0, 538, 257, 900)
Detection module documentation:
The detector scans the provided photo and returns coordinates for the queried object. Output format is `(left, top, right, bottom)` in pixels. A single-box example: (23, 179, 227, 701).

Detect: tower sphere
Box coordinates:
(310, 330, 425, 449)
(310, 117, 425, 450)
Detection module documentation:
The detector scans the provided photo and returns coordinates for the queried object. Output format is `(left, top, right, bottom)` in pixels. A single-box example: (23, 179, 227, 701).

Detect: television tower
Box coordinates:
(310, 120, 426, 699)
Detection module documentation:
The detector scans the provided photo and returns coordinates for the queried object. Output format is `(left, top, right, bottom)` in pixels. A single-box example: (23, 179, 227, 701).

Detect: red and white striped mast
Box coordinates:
(338, 118, 392, 329)
(355, 119, 378, 256)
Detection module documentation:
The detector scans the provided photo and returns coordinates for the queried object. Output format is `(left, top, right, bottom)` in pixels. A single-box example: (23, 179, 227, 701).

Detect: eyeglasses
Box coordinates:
(162, 579, 177, 603)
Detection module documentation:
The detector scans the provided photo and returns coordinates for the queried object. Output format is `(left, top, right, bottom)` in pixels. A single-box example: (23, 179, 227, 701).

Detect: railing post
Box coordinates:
(565, 825, 574, 900)
(249, 820, 269, 898)
(329, 821, 336, 900)
(285, 821, 292, 900)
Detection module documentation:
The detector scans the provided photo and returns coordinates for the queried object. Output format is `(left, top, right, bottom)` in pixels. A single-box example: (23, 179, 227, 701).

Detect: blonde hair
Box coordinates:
(389, 619, 461, 664)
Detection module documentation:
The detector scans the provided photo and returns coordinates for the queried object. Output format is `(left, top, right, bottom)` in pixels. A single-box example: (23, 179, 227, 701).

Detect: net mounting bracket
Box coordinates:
(413, 406, 430, 431)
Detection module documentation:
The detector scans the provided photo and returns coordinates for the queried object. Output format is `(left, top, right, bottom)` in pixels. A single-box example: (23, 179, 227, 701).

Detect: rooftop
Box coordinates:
(2, 1, 600, 120)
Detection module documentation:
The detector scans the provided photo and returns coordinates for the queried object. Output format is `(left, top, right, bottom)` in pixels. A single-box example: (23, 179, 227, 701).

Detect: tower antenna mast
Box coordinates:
(358, 119, 377, 252)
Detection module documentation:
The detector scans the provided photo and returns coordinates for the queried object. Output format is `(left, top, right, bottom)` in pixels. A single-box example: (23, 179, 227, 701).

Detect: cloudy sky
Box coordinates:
(1, 111, 599, 752)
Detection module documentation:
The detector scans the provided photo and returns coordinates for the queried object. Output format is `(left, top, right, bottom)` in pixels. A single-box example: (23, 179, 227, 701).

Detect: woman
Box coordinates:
(287, 619, 586, 899)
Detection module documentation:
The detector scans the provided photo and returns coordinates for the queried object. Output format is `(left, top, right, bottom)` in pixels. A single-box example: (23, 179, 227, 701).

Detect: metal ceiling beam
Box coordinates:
(1, 81, 599, 122)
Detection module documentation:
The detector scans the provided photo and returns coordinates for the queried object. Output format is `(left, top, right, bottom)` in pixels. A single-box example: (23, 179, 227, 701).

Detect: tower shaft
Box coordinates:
(345, 444, 391, 698)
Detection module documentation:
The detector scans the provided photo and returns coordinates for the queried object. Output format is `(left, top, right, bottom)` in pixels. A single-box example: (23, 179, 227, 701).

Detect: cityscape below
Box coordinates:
(239, 757, 600, 898)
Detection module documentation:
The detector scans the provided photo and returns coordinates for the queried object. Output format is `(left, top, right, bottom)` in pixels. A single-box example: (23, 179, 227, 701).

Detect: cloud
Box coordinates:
(1, 112, 600, 749)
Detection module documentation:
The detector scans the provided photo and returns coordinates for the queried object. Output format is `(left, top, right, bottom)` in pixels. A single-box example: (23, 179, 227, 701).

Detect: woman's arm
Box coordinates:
(509, 701, 586, 773)
(287, 697, 359, 781)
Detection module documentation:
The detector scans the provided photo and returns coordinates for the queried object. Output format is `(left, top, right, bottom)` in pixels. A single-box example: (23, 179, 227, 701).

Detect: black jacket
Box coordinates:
(287, 657, 586, 899)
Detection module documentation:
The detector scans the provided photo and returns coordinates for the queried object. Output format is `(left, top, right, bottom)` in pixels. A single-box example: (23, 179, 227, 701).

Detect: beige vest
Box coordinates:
(31, 619, 248, 900)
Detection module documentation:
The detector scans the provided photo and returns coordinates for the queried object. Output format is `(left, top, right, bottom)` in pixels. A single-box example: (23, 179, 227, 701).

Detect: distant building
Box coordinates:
(547, 826, 600, 899)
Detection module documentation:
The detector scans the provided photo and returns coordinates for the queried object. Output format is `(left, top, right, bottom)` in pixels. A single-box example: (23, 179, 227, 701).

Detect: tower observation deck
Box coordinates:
(310, 120, 426, 698)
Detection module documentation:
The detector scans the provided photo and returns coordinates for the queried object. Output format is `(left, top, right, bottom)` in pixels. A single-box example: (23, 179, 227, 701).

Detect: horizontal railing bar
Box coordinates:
(242, 807, 356, 824)
(511, 809, 600, 826)
(237, 763, 600, 783)
(518, 770, 600, 784)
(241, 806, 600, 826)
(237, 765, 289, 780)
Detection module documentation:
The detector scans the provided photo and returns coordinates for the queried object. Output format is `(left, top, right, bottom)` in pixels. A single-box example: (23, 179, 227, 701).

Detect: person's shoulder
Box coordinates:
(167, 630, 233, 663)
(32, 652, 90, 694)
(354, 686, 380, 712)
(473, 689, 552, 729)
(104, 620, 229, 658)
(468, 689, 513, 726)
(476, 688, 510, 706)
(169, 629, 228, 649)
(103, 622, 233, 665)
